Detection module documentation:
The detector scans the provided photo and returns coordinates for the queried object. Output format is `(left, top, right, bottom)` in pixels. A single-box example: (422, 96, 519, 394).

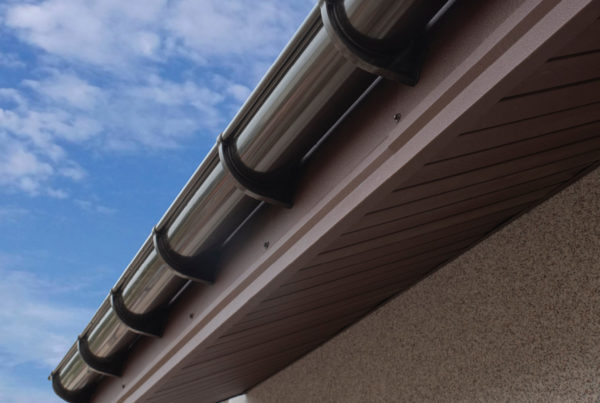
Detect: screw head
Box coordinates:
(393, 113, 401, 122)
(264, 241, 270, 249)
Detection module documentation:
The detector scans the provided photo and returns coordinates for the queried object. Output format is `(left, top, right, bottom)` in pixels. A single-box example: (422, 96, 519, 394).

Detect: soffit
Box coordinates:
(92, 2, 600, 402)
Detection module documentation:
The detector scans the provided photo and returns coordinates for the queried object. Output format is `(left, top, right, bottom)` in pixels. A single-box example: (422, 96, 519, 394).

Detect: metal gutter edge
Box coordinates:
(50, 0, 452, 400)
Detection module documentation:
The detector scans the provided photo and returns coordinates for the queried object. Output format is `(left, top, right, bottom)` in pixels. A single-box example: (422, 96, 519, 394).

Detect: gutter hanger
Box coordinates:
(51, 0, 450, 401)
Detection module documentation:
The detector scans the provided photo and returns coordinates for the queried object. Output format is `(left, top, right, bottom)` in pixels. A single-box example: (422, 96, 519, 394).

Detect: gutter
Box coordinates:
(50, 1, 450, 401)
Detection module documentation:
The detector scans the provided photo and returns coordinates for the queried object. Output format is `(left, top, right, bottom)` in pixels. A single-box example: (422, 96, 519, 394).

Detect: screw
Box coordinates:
(393, 113, 401, 123)
(264, 241, 270, 249)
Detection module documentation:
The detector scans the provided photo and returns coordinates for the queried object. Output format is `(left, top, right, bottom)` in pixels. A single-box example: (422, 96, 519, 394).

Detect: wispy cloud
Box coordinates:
(0, 52, 25, 69)
(24, 72, 104, 110)
(0, 266, 93, 368)
(0, 112, 89, 196)
(164, 0, 309, 61)
(0, 206, 29, 222)
(0, 254, 94, 402)
(46, 188, 68, 199)
(0, 0, 312, 200)
(4, 0, 311, 76)
(0, 135, 54, 195)
(226, 83, 252, 103)
(74, 198, 116, 215)
(0, 70, 247, 195)
(4, 0, 167, 70)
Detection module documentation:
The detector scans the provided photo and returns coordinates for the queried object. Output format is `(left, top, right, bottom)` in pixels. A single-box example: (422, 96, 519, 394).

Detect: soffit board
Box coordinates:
(92, 1, 600, 402)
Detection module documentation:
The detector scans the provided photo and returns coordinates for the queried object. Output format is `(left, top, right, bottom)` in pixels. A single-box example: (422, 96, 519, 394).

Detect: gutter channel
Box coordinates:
(50, 0, 450, 401)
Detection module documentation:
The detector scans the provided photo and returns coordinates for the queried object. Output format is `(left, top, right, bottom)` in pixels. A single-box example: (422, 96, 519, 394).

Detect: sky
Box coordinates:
(0, 0, 314, 401)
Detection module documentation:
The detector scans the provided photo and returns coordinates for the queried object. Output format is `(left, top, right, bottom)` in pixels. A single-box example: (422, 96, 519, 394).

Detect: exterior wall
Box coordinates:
(247, 166, 600, 402)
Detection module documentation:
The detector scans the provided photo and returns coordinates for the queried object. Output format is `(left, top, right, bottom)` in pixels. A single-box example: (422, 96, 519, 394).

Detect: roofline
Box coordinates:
(91, 0, 600, 401)
(51, 0, 450, 400)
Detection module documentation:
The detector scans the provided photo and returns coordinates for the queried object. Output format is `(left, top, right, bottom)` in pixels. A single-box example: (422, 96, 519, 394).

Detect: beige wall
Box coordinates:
(247, 167, 600, 403)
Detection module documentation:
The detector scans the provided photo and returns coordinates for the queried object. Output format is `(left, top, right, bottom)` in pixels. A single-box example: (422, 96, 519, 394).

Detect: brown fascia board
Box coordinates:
(92, 0, 600, 401)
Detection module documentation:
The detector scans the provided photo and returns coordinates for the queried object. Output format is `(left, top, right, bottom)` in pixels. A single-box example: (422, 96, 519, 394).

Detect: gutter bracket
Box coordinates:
(153, 226, 220, 284)
(110, 286, 169, 338)
(50, 371, 95, 403)
(320, 0, 426, 85)
(77, 334, 126, 377)
(218, 134, 299, 208)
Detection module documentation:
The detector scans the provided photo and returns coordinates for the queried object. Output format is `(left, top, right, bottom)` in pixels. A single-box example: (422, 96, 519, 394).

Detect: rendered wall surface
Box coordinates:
(247, 166, 600, 402)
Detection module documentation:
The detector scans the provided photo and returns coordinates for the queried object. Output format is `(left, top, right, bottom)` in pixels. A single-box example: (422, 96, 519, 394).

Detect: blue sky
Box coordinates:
(0, 0, 314, 401)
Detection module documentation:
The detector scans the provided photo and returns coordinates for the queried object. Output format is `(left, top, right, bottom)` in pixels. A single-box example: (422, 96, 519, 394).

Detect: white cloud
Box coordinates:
(4, 0, 309, 75)
(0, 68, 235, 194)
(0, 206, 29, 222)
(0, 99, 101, 146)
(5, 0, 168, 70)
(126, 75, 224, 110)
(0, 137, 53, 194)
(0, 251, 112, 402)
(1, 143, 53, 177)
(0, 88, 27, 108)
(0, 0, 315, 198)
(46, 188, 68, 199)
(0, 106, 90, 195)
(0, 53, 25, 69)
(0, 267, 93, 369)
(165, 1, 299, 58)
(227, 83, 251, 103)
(74, 199, 116, 215)
(0, 73, 228, 195)
(58, 162, 86, 181)
(114, 75, 226, 146)
(24, 73, 104, 110)
(0, 262, 93, 403)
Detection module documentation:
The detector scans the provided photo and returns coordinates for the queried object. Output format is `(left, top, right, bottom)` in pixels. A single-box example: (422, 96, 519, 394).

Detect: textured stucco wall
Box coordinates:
(247, 167, 600, 403)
